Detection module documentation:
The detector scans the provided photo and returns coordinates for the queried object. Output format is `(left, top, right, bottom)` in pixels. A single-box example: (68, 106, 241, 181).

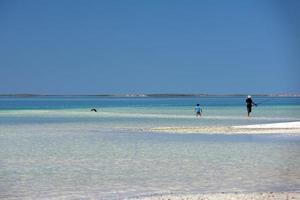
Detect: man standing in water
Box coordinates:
(194, 104, 202, 117)
(245, 95, 257, 117)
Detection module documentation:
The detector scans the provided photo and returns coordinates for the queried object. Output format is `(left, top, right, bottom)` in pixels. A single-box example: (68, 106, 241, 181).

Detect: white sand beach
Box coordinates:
(132, 192, 300, 200)
(232, 121, 300, 134)
(149, 121, 300, 134)
(233, 121, 300, 129)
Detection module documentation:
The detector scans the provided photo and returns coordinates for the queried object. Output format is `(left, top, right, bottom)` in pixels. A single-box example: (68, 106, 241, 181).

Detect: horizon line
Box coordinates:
(1, 93, 300, 97)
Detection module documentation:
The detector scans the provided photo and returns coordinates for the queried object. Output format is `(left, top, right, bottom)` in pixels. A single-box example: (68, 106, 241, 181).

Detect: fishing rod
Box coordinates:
(254, 98, 273, 106)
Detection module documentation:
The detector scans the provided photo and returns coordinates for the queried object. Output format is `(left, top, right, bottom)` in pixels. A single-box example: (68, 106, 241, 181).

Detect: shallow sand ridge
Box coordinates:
(149, 121, 300, 135)
(233, 121, 300, 129)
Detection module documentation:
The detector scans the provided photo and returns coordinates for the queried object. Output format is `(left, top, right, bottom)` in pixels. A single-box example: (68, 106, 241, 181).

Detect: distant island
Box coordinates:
(0, 93, 300, 97)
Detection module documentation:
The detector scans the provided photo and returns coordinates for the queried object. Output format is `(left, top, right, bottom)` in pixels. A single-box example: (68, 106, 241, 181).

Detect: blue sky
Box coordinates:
(0, 0, 299, 94)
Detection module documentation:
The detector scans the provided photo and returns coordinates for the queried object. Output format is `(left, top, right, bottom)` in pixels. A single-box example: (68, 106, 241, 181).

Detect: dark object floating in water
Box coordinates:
(91, 108, 97, 112)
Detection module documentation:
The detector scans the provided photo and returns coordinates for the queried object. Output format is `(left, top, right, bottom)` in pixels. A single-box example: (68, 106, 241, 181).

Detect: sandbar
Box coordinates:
(149, 121, 300, 135)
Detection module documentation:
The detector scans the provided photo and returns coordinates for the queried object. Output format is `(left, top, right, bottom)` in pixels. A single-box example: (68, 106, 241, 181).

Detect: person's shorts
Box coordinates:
(247, 106, 252, 113)
(196, 111, 201, 115)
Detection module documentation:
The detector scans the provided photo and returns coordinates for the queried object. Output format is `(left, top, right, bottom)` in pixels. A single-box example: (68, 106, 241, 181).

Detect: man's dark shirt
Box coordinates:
(246, 98, 253, 107)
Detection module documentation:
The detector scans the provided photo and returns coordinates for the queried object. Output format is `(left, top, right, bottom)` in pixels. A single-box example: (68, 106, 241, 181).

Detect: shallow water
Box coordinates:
(1, 97, 300, 128)
(0, 96, 300, 199)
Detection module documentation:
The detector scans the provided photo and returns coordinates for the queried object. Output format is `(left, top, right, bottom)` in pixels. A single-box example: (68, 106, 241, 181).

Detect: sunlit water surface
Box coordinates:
(0, 97, 300, 199)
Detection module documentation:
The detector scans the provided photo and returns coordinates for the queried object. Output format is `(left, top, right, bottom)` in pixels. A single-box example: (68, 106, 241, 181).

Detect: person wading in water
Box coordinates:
(245, 95, 257, 117)
(194, 104, 202, 117)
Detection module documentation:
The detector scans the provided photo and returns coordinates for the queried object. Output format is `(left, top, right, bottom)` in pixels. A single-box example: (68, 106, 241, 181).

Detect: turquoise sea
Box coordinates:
(0, 96, 300, 199)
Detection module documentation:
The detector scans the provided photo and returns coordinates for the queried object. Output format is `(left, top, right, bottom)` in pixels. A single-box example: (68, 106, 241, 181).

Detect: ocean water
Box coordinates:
(0, 96, 300, 199)
(1, 96, 300, 127)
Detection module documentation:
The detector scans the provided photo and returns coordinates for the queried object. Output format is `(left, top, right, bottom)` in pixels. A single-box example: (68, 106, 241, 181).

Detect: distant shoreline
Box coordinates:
(133, 192, 300, 200)
(0, 93, 300, 98)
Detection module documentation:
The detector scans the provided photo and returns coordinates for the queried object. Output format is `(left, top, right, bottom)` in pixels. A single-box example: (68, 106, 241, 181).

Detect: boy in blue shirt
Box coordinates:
(194, 104, 202, 117)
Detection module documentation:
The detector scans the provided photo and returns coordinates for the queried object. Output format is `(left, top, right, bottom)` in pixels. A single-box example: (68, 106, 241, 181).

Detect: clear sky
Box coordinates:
(0, 0, 299, 94)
